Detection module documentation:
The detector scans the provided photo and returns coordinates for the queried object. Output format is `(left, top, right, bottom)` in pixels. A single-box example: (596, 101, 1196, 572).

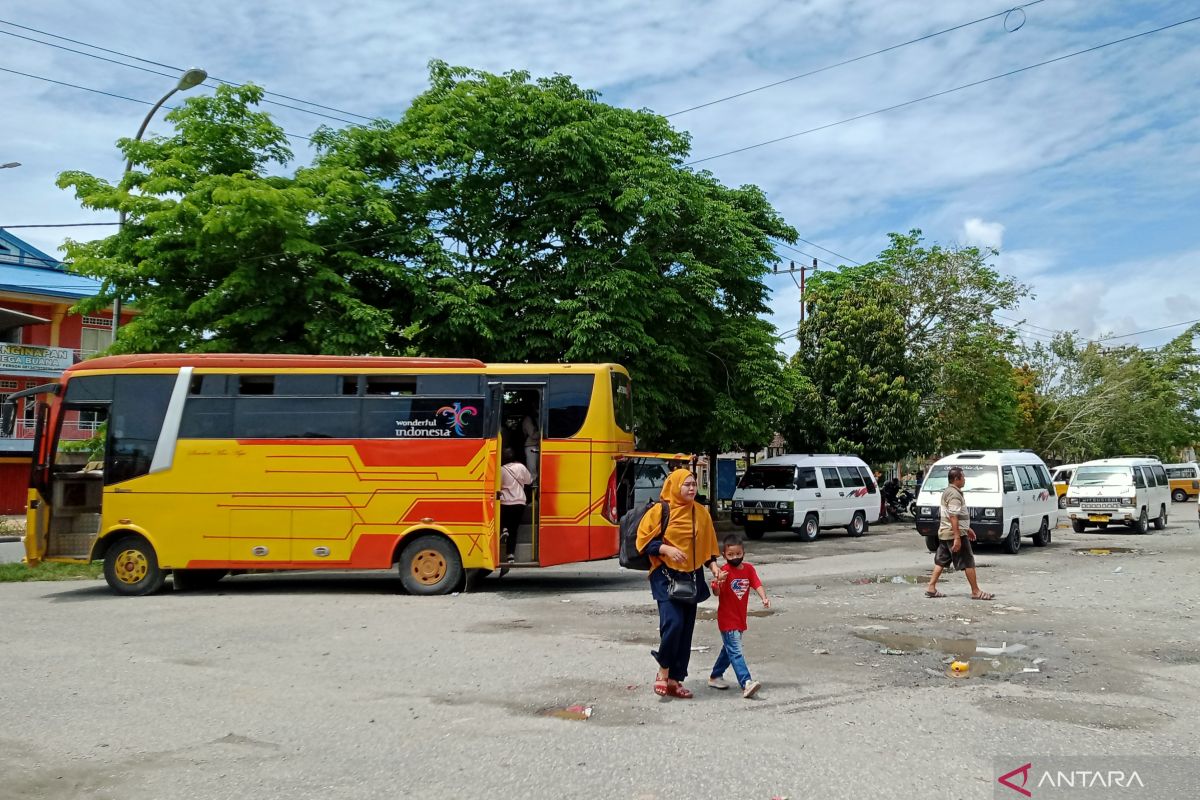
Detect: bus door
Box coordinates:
(7, 382, 64, 567)
(489, 377, 546, 565)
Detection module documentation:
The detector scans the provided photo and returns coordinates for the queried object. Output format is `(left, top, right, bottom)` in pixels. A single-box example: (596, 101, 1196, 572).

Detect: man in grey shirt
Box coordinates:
(925, 466, 994, 600)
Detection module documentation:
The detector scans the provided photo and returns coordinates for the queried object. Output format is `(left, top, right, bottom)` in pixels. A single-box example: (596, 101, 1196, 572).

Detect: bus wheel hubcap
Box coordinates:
(115, 550, 148, 584)
(411, 550, 447, 585)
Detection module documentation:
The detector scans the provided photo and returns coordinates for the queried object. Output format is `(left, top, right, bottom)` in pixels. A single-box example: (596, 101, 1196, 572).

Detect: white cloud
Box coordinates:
(961, 218, 1005, 251)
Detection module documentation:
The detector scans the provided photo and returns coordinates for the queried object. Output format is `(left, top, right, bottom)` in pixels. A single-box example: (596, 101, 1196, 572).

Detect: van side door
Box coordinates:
(1015, 466, 1038, 530)
(793, 466, 820, 528)
(1001, 467, 1019, 528)
(819, 467, 848, 525)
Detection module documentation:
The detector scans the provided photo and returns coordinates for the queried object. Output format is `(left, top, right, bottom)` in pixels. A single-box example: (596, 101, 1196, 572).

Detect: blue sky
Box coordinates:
(2, 0, 1198, 351)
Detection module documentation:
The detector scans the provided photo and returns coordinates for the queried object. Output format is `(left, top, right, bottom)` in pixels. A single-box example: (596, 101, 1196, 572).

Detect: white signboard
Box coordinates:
(0, 343, 75, 373)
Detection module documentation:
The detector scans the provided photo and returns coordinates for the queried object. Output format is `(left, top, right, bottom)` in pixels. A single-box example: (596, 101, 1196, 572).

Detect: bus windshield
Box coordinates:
(922, 464, 999, 493)
(1073, 466, 1132, 487)
(738, 465, 796, 490)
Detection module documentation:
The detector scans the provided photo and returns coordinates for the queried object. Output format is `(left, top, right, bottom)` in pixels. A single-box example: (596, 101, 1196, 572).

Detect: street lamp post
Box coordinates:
(0, 162, 21, 169)
(112, 67, 207, 339)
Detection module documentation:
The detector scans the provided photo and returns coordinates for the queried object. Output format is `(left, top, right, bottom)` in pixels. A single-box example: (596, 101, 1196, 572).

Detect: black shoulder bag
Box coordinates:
(665, 507, 698, 603)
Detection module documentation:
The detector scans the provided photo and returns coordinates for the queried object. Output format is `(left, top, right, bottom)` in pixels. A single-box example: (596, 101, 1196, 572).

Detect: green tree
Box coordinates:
(795, 230, 1026, 456)
(57, 65, 798, 454)
(782, 280, 923, 463)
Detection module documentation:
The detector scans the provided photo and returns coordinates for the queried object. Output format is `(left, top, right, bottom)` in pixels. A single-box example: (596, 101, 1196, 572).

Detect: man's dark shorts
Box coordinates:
(934, 537, 976, 570)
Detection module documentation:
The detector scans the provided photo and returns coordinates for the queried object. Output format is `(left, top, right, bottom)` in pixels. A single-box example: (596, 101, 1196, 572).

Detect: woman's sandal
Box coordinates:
(653, 677, 670, 696)
(669, 683, 694, 699)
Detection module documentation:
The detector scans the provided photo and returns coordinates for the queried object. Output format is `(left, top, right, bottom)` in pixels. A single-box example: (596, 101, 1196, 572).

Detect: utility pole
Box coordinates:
(773, 257, 818, 323)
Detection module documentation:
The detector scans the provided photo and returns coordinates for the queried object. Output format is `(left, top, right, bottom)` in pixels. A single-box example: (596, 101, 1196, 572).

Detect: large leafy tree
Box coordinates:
(58, 64, 797, 453)
(782, 280, 923, 464)
(790, 230, 1026, 458)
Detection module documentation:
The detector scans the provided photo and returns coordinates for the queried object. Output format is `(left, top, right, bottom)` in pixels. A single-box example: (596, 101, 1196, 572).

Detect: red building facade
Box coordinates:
(0, 228, 129, 514)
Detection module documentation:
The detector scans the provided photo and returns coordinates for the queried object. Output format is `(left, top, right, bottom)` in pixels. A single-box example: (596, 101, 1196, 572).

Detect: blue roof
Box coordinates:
(0, 262, 104, 300)
(0, 228, 103, 300)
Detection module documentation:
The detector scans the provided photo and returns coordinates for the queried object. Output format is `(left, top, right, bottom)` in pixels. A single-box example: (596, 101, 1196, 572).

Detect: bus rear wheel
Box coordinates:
(399, 534, 463, 595)
(104, 534, 166, 596)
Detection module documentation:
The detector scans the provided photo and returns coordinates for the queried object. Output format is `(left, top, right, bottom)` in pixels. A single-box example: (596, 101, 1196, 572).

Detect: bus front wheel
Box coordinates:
(398, 534, 463, 595)
(103, 534, 166, 596)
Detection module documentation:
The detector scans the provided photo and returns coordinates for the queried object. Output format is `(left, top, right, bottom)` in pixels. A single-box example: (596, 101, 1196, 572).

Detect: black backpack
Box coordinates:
(618, 499, 670, 571)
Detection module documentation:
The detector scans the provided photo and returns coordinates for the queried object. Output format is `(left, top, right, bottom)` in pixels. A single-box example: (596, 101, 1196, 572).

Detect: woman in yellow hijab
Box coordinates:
(635, 468, 722, 698)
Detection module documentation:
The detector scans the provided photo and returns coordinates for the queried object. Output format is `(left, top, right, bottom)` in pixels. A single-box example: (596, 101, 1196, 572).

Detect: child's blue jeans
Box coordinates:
(710, 629, 752, 687)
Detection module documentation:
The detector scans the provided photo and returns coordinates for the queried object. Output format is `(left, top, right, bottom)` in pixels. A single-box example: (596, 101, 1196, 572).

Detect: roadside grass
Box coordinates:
(0, 561, 103, 582)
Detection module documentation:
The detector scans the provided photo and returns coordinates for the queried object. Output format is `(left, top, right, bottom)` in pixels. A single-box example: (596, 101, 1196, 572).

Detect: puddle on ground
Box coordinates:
(697, 608, 777, 620)
(850, 574, 930, 585)
(541, 705, 592, 721)
(1074, 547, 1138, 555)
(854, 632, 1035, 678)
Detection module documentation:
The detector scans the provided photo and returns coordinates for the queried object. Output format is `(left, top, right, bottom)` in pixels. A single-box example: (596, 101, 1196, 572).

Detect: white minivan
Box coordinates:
(914, 450, 1059, 554)
(1065, 457, 1170, 534)
(731, 454, 878, 541)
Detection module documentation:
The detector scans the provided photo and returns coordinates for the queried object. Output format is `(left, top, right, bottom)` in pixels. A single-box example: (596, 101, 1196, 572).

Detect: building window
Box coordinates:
(82, 315, 112, 327)
(79, 325, 114, 356)
(0, 380, 17, 390)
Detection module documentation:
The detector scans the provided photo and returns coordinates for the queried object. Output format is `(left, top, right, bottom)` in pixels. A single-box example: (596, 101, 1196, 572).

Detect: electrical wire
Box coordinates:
(686, 14, 1200, 166)
(0, 65, 313, 142)
(0, 17, 375, 123)
(666, 1, 1047, 117)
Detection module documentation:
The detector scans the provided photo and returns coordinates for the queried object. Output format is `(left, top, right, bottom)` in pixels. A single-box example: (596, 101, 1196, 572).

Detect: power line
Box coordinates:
(772, 240, 840, 269)
(686, 14, 1200, 166)
(0, 28, 361, 127)
(0, 18, 375, 123)
(0, 64, 313, 143)
(795, 237, 863, 266)
(1094, 317, 1200, 343)
(1, 223, 121, 229)
(666, 0, 1046, 117)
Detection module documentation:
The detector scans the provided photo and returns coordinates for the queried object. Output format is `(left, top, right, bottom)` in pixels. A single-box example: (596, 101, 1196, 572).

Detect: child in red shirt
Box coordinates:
(707, 535, 769, 698)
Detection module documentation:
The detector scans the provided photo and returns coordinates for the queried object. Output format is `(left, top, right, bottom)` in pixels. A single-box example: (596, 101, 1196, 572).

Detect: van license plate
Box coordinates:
(1088, 514, 1109, 522)
(747, 514, 764, 521)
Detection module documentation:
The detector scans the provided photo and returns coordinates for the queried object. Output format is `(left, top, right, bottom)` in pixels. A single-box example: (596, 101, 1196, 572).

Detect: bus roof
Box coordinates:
(65, 354, 488, 374)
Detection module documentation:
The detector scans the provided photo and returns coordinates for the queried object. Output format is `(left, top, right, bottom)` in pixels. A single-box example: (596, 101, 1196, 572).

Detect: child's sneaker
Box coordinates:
(742, 680, 761, 699)
(707, 677, 729, 690)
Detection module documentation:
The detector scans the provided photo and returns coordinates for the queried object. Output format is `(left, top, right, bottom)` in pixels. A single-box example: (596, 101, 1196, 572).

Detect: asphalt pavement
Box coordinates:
(2, 513, 1199, 799)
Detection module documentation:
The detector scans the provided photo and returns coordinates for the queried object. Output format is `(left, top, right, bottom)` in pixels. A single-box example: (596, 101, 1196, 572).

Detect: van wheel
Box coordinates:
(172, 569, 228, 591)
(1003, 521, 1021, 555)
(847, 512, 866, 538)
(1032, 517, 1051, 547)
(1131, 508, 1149, 535)
(1071, 519, 1086, 533)
(1058, 495, 1068, 509)
(796, 513, 819, 542)
(104, 534, 166, 596)
(925, 535, 939, 553)
(1172, 489, 1187, 503)
(744, 524, 766, 541)
(398, 534, 463, 595)
(1152, 505, 1167, 531)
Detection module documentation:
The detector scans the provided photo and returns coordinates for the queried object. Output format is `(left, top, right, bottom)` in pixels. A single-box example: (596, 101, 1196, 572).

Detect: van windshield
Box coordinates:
(922, 464, 999, 493)
(738, 465, 797, 490)
(1073, 466, 1132, 486)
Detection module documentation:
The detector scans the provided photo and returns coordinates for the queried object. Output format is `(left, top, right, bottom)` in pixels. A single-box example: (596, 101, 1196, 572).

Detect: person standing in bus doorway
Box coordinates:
(636, 469, 723, 699)
(522, 412, 539, 482)
(500, 448, 533, 563)
(925, 466, 994, 600)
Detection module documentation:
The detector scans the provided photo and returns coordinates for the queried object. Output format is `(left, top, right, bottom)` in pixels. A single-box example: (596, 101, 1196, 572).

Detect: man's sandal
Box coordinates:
(971, 591, 995, 601)
(924, 589, 946, 598)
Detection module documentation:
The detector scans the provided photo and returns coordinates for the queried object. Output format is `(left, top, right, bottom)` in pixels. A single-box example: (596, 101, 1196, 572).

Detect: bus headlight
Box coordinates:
(1121, 497, 1134, 506)
(778, 501, 792, 510)
(732, 500, 743, 509)
(983, 508, 997, 518)
(921, 506, 934, 516)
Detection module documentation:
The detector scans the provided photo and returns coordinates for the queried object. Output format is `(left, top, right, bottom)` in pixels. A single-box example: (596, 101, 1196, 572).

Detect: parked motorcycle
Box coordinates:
(883, 486, 917, 522)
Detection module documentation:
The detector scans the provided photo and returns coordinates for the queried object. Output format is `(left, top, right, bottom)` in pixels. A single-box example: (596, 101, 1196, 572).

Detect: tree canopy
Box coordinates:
(57, 64, 797, 453)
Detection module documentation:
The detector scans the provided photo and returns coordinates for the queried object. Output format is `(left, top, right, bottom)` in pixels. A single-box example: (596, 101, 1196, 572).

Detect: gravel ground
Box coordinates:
(1, 514, 1198, 799)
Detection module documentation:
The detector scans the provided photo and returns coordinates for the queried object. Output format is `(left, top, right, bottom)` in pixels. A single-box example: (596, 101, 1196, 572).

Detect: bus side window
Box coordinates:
(798, 467, 818, 489)
(1002, 467, 1017, 493)
(1133, 468, 1146, 489)
(546, 374, 593, 439)
(106, 375, 174, 485)
(857, 466, 877, 493)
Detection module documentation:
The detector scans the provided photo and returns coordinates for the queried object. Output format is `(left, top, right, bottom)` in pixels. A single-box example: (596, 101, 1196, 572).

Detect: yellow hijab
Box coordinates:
(635, 469, 720, 573)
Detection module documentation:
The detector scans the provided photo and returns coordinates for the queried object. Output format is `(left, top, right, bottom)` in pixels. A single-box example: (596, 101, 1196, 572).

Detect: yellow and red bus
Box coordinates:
(15, 354, 662, 595)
